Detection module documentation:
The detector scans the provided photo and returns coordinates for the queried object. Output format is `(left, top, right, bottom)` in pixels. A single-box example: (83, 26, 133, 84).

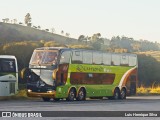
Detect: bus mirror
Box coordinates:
(20, 68, 31, 80)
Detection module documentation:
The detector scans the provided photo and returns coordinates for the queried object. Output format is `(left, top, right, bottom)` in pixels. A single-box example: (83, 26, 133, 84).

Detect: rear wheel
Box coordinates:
(120, 88, 126, 99)
(42, 97, 50, 102)
(66, 88, 76, 101)
(76, 88, 86, 101)
(113, 88, 120, 100)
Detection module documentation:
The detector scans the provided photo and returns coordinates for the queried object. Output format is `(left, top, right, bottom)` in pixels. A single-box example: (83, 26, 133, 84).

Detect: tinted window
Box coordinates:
(120, 54, 129, 66)
(0, 59, 16, 72)
(103, 53, 111, 65)
(111, 54, 120, 65)
(129, 55, 137, 66)
(93, 52, 102, 64)
(72, 51, 83, 64)
(70, 72, 115, 85)
(83, 51, 92, 64)
(60, 51, 71, 64)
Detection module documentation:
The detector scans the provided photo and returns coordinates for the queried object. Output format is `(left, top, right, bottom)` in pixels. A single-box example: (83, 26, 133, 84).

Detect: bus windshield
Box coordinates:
(30, 50, 58, 65)
(0, 59, 16, 72)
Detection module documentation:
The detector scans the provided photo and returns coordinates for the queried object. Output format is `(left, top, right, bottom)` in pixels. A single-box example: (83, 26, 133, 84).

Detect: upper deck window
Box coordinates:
(129, 55, 137, 66)
(83, 51, 92, 64)
(59, 51, 71, 64)
(111, 54, 120, 66)
(103, 53, 111, 65)
(72, 51, 83, 64)
(93, 52, 102, 64)
(120, 55, 129, 66)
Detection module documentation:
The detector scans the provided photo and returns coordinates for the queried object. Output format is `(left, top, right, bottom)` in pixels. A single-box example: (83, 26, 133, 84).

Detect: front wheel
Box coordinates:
(66, 88, 76, 101)
(42, 97, 51, 102)
(76, 88, 86, 101)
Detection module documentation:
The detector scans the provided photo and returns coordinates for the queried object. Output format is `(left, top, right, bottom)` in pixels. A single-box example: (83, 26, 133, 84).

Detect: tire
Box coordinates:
(120, 88, 126, 100)
(113, 88, 120, 100)
(53, 98, 60, 101)
(66, 88, 76, 101)
(76, 88, 86, 101)
(42, 97, 51, 102)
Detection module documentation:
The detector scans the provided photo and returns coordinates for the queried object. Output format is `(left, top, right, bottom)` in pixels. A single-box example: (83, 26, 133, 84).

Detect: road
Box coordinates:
(0, 96, 160, 120)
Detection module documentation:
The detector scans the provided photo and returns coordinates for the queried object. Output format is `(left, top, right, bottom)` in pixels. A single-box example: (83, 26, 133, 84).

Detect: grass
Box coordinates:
(137, 86, 160, 95)
(0, 89, 28, 101)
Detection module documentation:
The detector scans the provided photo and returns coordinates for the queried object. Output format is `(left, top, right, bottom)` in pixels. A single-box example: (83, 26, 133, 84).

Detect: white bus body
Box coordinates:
(0, 55, 18, 96)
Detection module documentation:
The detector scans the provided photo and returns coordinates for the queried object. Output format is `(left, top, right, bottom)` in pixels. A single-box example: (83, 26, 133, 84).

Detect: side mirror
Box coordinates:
(20, 68, 31, 80)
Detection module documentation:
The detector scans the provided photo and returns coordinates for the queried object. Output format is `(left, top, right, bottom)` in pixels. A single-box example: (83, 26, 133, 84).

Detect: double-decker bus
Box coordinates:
(23, 47, 138, 101)
(0, 55, 18, 96)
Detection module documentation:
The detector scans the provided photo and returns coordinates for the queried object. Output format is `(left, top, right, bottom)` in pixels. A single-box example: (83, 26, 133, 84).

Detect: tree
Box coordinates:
(91, 33, 101, 42)
(24, 13, 32, 26)
(37, 26, 41, 29)
(78, 35, 85, 42)
(61, 30, 64, 35)
(45, 29, 49, 32)
(2, 18, 9, 23)
(13, 19, 17, 24)
(66, 33, 70, 37)
(51, 28, 55, 33)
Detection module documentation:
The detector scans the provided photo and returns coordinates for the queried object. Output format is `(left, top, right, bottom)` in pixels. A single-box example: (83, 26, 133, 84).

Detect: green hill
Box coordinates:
(0, 22, 77, 44)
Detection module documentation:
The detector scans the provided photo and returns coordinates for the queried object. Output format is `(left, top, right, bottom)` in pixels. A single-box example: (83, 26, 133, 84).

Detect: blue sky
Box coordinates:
(0, 0, 160, 42)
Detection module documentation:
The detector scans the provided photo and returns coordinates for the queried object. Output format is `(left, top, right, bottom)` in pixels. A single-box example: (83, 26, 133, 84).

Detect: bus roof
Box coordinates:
(35, 47, 69, 50)
(34, 47, 137, 56)
(0, 55, 16, 59)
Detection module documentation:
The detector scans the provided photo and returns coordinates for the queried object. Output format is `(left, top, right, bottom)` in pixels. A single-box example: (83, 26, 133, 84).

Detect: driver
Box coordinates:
(46, 52, 57, 64)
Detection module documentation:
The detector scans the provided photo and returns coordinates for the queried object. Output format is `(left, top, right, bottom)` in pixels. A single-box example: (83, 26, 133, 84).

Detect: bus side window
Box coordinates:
(60, 51, 71, 64)
(83, 51, 92, 64)
(103, 53, 111, 65)
(93, 52, 102, 65)
(129, 55, 137, 66)
(72, 51, 83, 64)
(111, 54, 120, 66)
(120, 54, 129, 66)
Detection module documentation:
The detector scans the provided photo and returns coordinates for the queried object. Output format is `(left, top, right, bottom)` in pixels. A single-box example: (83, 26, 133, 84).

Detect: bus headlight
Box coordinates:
(28, 89, 32, 92)
(47, 90, 55, 93)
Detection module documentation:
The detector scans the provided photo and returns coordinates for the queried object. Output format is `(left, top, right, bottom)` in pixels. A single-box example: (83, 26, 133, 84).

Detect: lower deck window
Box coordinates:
(70, 72, 115, 85)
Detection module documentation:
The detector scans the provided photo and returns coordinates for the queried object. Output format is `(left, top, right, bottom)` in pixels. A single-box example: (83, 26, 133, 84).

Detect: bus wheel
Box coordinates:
(66, 88, 76, 101)
(113, 88, 120, 100)
(120, 88, 126, 100)
(53, 98, 60, 101)
(42, 97, 51, 102)
(76, 88, 86, 101)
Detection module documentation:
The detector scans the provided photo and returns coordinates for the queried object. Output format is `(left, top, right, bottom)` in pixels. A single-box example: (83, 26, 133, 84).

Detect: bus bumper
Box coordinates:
(27, 90, 56, 98)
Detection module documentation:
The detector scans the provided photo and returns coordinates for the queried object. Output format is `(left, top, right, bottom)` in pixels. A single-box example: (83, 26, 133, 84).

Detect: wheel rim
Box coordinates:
(121, 89, 126, 99)
(114, 90, 119, 100)
(69, 90, 75, 100)
(79, 90, 84, 100)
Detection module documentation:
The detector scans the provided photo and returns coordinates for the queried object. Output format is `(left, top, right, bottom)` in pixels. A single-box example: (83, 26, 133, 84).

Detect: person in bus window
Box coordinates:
(35, 52, 42, 64)
(45, 52, 57, 64)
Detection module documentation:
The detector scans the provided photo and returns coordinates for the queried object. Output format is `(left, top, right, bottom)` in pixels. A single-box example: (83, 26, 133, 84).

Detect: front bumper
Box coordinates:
(27, 91, 56, 98)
